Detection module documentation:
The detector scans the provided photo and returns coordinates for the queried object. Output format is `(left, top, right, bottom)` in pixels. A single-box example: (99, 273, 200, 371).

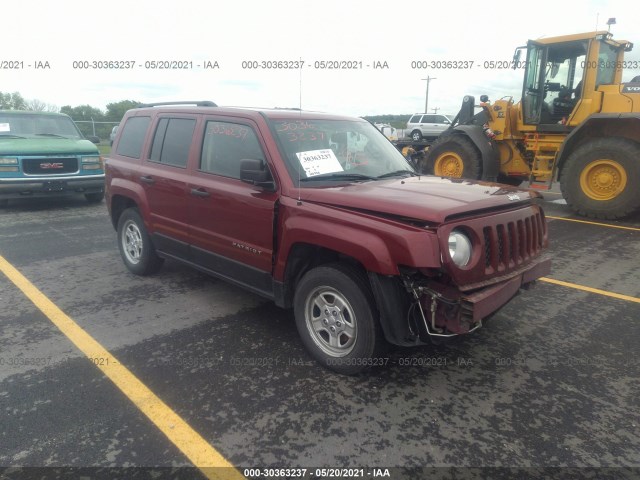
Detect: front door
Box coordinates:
(187, 118, 277, 296)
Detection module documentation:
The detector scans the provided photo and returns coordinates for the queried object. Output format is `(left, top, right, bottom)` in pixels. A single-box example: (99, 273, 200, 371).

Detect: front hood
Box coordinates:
(295, 176, 538, 224)
(0, 137, 99, 156)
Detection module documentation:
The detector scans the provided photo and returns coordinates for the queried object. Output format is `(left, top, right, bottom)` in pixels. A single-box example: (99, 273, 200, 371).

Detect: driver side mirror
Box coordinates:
(240, 159, 276, 191)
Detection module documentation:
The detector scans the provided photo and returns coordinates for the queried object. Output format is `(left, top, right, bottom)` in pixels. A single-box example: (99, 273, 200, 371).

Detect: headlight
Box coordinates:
(81, 156, 100, 163)
(448, 230, 472, 266)
(0, 157, 18, 165)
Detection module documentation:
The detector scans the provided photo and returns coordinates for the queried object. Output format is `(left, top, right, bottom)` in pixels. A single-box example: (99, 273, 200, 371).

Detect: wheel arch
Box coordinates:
(278, 243, 372, 309)
(109, 194, 139, 230)
(557, 114, 640, 175)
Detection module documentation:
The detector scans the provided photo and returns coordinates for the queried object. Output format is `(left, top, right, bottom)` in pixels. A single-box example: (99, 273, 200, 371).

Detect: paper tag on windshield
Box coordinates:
(296, 149, 344, 177)
(0, 123, 10, 132)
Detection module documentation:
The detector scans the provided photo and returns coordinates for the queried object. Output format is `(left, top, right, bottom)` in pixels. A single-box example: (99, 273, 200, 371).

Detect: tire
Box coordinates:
(497, 174, 525, 187)
(411, 130, 422, 142)
(116, 208, 164, 275)
(293, 263, 385, 375)
(425, 135, 482, 179)
(560, 138, 640, 219)
(85, 192, 105, 203)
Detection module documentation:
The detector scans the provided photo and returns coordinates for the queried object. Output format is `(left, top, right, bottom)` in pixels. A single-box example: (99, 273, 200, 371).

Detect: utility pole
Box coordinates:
(431, 107, 440, 114)
(421, 76, 436, 113)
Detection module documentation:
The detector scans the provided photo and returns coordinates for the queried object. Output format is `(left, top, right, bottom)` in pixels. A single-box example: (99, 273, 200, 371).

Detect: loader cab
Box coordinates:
(520, 32, 632, 130)
(521, 38, 588, 128)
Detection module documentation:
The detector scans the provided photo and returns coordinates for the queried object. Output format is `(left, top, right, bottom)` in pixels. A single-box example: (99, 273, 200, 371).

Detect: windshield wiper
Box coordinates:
(375, 170, 419, 179)
(299, 172, 375, 182)
(35, 133, 67, 138)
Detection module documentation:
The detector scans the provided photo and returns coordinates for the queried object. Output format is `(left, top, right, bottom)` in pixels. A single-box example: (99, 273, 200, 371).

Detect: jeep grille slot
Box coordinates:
(483, 212, 545, 274)
(22, 157, 78, 175)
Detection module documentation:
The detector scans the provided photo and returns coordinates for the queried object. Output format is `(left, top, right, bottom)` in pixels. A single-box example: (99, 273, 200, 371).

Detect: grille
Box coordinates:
(22, 157, 78, 175)
(483, 212, 544, 273)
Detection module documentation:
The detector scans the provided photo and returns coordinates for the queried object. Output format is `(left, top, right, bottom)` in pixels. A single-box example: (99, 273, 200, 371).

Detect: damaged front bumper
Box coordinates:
(408, 256, 551, 339)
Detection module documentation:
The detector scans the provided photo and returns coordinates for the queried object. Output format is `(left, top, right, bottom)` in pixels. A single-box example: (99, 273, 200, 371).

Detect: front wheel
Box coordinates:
(116, 208, 164, 275)
(425, 135, 482, 178)
(560, 138, 640, 219)
(293, 264, 384, 375)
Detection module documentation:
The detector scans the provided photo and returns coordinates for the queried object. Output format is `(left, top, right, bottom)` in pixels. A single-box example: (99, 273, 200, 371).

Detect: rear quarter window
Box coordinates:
(116, 116, 151, 159)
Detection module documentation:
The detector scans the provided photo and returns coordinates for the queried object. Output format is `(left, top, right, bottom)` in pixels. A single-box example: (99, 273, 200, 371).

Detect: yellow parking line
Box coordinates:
(540, 277, 640, 304)
(546, 215, 640, 232)
(0, 254, 243, 480)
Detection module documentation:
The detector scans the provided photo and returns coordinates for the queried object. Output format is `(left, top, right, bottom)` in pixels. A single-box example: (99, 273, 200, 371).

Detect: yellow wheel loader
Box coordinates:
(424, 31, 640, 219)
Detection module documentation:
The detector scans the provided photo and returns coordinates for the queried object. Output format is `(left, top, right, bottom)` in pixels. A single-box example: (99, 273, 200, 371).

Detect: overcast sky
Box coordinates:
(4, 0, 639, 118)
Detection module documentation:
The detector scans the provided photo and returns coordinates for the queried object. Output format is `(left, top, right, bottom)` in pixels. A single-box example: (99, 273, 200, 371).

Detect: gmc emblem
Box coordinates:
(40, 162, 64, 169)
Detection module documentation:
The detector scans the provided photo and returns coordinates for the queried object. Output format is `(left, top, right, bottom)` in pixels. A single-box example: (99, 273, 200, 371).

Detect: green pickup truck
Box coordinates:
(0, 110, 105, 206)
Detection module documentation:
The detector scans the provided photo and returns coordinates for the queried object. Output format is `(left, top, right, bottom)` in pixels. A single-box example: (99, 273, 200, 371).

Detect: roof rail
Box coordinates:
(136, 101, 217, 108)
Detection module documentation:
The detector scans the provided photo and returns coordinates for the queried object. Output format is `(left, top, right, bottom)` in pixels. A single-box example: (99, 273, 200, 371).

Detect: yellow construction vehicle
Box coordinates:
(424, 31, 640, 219)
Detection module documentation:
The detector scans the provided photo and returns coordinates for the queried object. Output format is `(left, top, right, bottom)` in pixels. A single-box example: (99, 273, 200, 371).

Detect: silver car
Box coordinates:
(406, 114, 453, 141)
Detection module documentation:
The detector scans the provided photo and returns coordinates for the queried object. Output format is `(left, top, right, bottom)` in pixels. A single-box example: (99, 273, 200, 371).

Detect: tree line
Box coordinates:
(2, 91, 413, 137)
(0, 91, 138, 140)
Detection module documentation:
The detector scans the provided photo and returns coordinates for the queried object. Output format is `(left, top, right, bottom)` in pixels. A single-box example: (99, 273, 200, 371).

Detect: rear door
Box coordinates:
(187, 117, 278, 297)
(139, 115, 198, 258)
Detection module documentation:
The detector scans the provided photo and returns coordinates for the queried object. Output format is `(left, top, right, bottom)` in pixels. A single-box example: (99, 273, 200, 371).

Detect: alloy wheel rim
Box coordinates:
(122, 220, 143, 264)
(304, 286, 357, 357)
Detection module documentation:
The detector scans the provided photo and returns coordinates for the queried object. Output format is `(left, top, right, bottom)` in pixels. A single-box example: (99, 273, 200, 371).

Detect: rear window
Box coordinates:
(116, 117, 151, 159)
(408, 115, 422, 124)
(149, 118, 196, 168)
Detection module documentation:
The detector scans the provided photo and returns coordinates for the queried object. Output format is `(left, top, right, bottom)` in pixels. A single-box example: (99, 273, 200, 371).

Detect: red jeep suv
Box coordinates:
(105, 101, 550, 374)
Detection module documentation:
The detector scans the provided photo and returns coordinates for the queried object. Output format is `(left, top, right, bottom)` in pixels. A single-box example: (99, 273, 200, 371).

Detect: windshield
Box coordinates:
(0, 113, 83, 138)
(272, 118, 414, 184)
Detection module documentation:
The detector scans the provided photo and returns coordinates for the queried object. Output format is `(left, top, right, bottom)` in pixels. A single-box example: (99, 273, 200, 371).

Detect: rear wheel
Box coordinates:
(560, 138, 640, 219)
(116, 208, 164, 275)
(411, 130, 422, 142)
(293, 263, 385, 375)
(425, 135, 482, 179)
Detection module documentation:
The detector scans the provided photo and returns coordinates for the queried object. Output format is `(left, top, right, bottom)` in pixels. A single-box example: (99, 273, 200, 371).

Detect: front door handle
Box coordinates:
(190, 188, 210, 198)
(140, 175, 155, 185)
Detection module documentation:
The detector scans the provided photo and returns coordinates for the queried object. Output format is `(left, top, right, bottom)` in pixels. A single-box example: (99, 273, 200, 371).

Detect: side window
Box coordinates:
(423, 115, 436, 123)
(200, 121, 265, 179)
(116, 116, 151, 159)
(436, 115, 448, 123)
(149, 118, 196, 168)
(408, 115, 421, 124)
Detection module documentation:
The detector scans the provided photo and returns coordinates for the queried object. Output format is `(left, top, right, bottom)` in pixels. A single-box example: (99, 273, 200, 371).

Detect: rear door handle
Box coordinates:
(140, 175, 155, 185)
(190, 188, 210, 198)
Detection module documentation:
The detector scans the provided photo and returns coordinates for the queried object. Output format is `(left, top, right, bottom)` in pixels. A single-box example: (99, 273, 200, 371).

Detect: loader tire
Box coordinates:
(560, 138, 640, 220)
(425, 135, 482, 179)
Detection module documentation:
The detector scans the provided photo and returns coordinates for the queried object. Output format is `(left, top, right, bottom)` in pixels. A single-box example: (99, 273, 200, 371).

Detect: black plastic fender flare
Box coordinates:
(441, 125, 500, 182)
